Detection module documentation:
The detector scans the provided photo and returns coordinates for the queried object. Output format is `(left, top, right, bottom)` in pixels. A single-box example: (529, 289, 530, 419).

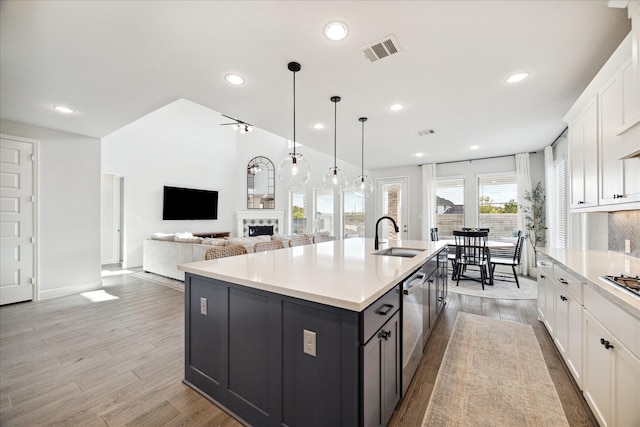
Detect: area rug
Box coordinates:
(422, 312, 568, 426)
(130, 271, 185, 292)
(448, 272, 537, 299)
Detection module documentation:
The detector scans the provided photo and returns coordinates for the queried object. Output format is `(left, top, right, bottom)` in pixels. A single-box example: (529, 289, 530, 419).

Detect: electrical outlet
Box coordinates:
(624, 239, 631, 254)
(303, 329, 316, 357)
(200, 297, 207, 315)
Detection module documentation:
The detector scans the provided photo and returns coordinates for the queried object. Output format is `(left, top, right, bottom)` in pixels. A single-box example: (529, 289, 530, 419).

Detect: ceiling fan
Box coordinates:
(220, 114, 253, 133)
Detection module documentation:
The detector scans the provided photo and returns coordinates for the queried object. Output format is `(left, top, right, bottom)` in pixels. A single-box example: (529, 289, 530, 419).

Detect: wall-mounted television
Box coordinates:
(163, 186, 218, 220)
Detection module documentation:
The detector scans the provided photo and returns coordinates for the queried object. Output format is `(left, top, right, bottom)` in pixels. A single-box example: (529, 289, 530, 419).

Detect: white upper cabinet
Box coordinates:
(564, 4, 640, 212)
(598, 62, 640, 206)
(569, 98, 599, 208)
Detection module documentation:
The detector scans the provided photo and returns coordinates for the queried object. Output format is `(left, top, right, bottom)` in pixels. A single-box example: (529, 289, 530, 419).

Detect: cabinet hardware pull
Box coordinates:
(578, 201, 584, 204)
(560, 295, 567, 301)
(376, 304, 394, 316)
(600, 338, 614, 350)
(379, 330, 391, 340)
(558, 278, 568, 285)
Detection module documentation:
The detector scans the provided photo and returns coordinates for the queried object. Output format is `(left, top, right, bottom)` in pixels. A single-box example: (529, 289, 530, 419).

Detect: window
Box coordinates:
(554, 158, 567, 248)
(313, 188, 334, 233)
(290, 190, 307, 234)
(477, 174, 518, 238)
(436, 178, 464, 238)
(343, 190, 365, 238)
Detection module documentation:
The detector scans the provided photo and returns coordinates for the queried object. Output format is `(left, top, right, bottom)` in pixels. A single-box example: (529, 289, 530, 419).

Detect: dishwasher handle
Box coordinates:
(403, 271, 428, 295)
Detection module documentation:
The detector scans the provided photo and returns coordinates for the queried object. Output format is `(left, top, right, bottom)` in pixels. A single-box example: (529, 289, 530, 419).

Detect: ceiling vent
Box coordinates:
(361, 35, 401, 62)
(418, 129, 435, 136)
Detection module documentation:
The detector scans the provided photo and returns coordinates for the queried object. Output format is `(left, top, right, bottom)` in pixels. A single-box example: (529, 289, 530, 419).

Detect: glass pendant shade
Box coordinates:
(353, 174, 374, 198)
(278, 152, 311, 188)
(278, 61, 311, 188)
(324, 95, 348, 192)
(323, 166, 348, 191)
(354, 116, 373, 198)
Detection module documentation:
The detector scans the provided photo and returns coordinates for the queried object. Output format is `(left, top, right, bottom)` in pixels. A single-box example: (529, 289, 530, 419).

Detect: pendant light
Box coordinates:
(278, 61, 311, 188)
(323, 96, 348, 191)
(353, 117, 374, 198)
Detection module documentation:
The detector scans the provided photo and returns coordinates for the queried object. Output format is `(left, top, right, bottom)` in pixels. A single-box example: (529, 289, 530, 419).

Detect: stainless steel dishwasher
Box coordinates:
(402, 266, 427, 395)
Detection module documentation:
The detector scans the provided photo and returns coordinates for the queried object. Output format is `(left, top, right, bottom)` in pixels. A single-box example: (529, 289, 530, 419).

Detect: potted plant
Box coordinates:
(521, 181, 547, 275)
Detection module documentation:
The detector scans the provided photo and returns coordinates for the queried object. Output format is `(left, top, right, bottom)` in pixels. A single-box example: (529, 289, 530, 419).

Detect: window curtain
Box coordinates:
(544, 145, 556, 249)
(421, 163, 437, 241)
(516, 153, 533, 276)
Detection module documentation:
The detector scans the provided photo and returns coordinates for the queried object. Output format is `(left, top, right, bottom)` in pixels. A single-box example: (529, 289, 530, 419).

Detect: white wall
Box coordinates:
(103, 98, 363, 267)
(367, 152, 545, 240)
(0, 120, 102, 299)
(102, 99, 238, 268)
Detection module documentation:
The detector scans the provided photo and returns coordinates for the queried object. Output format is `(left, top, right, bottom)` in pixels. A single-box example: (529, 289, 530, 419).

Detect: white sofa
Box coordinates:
(142, 232, 334, 281)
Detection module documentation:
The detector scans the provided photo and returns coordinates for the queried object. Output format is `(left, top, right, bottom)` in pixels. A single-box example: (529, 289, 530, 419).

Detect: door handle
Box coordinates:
(600, 338, 614, 350)
(376, 303, 394, 316)
(379, 330, 391, 341)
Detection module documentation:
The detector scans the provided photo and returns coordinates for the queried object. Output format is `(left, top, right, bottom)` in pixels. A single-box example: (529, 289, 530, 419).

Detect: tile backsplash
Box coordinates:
(609, 210, 640, 258)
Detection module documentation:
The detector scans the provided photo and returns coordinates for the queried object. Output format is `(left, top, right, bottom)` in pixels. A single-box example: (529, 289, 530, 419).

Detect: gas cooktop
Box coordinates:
(601, 275, 640, 297)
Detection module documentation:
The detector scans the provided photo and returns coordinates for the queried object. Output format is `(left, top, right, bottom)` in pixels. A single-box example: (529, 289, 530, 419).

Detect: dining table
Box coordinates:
(440, 238, 515, 284)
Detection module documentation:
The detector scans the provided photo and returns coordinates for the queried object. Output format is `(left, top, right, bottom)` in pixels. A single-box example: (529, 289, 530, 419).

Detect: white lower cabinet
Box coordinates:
(537, 256, 583, 388)
(554, 289, 583, 388)
(583, 310, 640, 427)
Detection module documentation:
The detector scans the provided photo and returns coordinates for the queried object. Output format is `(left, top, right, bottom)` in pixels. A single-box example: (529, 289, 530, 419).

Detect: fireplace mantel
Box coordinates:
(236, 210, 285, 237)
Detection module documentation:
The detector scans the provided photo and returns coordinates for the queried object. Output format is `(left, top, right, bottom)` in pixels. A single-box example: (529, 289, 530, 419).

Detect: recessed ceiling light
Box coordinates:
(225, 74, 245, 85)
(470, 145, 480, 150)
(505, 72, 528, 83)
(313, 123, 325, 130)
(389, 103, 404, 111)
(415, 153, 425, 157)
(324, 21, 349, 41)
(53, 105, 75, 114)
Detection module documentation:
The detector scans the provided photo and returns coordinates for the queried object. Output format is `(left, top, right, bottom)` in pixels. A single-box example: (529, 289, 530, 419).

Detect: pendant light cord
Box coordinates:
(361, 119, 364, 178)
(333, 100, 337, 169)
(292, 70, 296, 157)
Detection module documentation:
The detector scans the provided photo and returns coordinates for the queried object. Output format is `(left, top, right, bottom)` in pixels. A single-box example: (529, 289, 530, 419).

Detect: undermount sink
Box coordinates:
(374, 247, 425, 258)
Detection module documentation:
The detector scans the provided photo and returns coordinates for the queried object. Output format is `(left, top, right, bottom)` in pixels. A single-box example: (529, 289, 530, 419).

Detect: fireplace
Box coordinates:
(236, 210, 285, 237)
(248, 225, 274, 236)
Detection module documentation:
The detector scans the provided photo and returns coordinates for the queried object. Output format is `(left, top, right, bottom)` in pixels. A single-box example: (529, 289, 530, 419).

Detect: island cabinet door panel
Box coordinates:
(184, 275, 283, 426)
(362, 311, 401, 427)
(228, 287, 271, 413)
(281, 299, 359, 426)
(186, 277, 228, 388)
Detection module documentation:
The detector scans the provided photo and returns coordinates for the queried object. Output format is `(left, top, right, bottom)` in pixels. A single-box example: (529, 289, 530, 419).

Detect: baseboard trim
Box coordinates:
(38, 280, 103, 300)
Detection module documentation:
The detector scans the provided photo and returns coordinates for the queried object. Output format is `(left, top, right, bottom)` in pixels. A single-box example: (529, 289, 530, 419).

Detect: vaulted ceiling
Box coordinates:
(0, 1, 630, 169)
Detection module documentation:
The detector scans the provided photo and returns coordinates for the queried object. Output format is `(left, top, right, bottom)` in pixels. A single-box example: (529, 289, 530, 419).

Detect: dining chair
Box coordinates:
(462, 227, 490, 233)
(289, 236, 311, 247)
(254, 240, 285, 253)
(453, 230, 490, 290)
(205, 244, 248, 260)
(490, 233, 525, 288)
(313, 234, 331, 243)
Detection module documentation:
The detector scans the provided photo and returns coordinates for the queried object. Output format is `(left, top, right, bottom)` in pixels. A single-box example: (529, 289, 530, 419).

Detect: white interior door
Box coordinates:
(101, 173, 122, 265)
(1, 136, 36, 305)
(376, 177, 409, 242)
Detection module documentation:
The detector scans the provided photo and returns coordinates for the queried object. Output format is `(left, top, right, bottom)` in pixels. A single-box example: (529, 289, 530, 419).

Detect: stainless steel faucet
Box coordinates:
(375, 216, 399, 250)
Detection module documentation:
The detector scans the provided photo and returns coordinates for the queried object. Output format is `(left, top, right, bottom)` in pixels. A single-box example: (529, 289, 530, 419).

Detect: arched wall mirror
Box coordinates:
(247, 156, 275, 209)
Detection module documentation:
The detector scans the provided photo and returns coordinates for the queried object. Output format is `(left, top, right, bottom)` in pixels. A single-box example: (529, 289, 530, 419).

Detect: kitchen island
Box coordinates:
(178, 237, 447, 426)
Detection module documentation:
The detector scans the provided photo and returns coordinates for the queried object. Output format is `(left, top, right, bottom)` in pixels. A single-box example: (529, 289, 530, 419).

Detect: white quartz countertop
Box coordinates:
(178, 238, 447, 312)
(539, 248, 640, 318)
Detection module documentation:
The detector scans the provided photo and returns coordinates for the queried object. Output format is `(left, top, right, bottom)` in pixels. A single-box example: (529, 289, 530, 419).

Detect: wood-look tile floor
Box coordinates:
(0, 272, 597, 426)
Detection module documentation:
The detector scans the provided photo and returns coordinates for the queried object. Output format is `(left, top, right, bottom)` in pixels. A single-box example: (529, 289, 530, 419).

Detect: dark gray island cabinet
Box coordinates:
(184, 273, 401, 426)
